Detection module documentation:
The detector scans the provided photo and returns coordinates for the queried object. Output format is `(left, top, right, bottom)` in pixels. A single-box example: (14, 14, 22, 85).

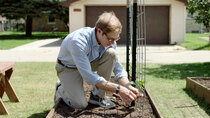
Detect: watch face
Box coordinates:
(116, 86, 120, 94)
(117, 86, 120, 90)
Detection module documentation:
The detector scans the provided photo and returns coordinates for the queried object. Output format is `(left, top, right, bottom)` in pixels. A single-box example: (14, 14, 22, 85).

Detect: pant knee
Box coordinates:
(106, 48, 117, 61)
(73, 101, 88, 109)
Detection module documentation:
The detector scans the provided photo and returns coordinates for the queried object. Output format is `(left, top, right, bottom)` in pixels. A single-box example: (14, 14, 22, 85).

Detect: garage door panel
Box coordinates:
(146, 6, 169, 44)
(86, 6, 169, 44)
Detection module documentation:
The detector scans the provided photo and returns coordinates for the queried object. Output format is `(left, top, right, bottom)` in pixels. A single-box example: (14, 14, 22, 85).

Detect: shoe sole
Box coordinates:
(89, 100, 116, 109)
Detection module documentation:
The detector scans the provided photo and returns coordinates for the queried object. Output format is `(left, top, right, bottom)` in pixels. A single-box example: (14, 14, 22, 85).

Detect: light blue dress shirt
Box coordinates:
(58, 27, 127, 86)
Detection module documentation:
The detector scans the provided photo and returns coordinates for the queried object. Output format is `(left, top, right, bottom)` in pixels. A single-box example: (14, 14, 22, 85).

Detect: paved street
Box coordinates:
(0, 39, 210, 64)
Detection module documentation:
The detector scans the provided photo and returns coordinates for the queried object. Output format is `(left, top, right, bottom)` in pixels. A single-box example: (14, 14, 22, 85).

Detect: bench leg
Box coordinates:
(0, 98, 9, 115)
(4, 76, 19, 102)
(0, 84, 4, 98)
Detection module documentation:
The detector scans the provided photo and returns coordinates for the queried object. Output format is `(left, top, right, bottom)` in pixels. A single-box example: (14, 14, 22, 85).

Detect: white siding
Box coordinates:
(69, 0, 186, 44)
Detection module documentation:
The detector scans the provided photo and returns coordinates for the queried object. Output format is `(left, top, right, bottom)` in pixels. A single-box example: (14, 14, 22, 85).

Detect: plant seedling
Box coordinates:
(130, 80, 145, 93)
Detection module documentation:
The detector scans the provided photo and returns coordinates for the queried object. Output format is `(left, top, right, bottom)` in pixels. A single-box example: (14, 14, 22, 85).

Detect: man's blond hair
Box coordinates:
(95, 11, 122, 34)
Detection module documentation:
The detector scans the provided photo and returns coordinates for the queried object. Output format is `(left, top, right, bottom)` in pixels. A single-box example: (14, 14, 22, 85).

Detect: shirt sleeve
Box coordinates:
(68, 38, 107, 86)
(112, 44, 128, 82)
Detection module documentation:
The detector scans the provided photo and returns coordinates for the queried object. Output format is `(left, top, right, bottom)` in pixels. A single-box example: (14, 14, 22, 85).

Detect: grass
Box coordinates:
(1, 62, 209, 118)
(1, 62, 57, 118)
(145, 62, 210, 118)
(178, 33, 210, 50)
(0, 32, 68, 50)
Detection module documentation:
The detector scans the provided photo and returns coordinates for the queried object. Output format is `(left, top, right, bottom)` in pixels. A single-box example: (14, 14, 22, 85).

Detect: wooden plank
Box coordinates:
(0, 62, 19, 115)
(4, 76, 19, 102)
(0, 81, 5, 98)
(0, 63, 14, 74)
(0, 74, 5, 98)
(145, 88, 163, 118)
(186, 77, 210, 104)
(0, 98, 9, 115)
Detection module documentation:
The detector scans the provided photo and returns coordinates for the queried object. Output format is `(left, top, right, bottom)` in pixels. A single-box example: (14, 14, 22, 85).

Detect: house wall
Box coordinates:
(32, 16, 68, 32)
(186, 19, 207, 33)
(69, 0, 186, 44)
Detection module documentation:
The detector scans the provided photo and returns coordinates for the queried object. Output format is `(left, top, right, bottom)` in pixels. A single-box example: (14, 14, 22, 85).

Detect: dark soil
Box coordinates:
(50, 81, 157, 118)
(194, 78, 210, 89)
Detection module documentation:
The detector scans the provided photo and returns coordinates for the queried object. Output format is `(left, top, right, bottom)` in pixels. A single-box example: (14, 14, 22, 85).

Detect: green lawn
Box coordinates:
(178, 33, 210, 50)
(0, 32, 68, 50)
(145, 63, 210, 118)
(1, 62, 57, 118)
(1, 62, 209, 118)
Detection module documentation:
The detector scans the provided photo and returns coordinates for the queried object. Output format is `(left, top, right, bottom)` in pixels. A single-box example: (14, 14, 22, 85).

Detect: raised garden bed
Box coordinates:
(47, 81, 162, 118)
(186, 77, 210, 104)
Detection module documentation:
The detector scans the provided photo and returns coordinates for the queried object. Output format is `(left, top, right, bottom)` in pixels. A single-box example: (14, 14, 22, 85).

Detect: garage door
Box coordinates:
(86, 6, 169, 44)
(146, 6, 169, 44)
(86, 6, 126, 44)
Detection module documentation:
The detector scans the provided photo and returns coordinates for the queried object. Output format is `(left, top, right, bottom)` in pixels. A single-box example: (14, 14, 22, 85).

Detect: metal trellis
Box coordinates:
(126, 0, 146, 114)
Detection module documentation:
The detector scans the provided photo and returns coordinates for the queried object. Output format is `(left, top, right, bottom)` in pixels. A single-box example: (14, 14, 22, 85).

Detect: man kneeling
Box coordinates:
(54, 11, 142, 109)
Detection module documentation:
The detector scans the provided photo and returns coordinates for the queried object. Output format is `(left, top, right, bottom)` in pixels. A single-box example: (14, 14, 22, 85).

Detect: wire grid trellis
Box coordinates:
(126, 0, 146, 115)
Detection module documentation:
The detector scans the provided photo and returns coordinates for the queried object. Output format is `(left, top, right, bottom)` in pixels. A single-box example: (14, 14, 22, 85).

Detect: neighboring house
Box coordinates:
(0, 16, 24, 31)
(186, 12, 207, 33)
(32, 15, 68, 32)
(62, 0, 187, 44)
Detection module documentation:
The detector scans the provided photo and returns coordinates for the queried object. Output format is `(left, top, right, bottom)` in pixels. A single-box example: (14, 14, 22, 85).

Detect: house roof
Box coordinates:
(176, 0, 188, 5)
(60, 0, 79, 7)
(61, 0, 188, 7)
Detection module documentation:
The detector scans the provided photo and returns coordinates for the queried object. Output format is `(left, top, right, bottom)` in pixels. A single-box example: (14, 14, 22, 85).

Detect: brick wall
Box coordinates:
(32, 16, 68, 32)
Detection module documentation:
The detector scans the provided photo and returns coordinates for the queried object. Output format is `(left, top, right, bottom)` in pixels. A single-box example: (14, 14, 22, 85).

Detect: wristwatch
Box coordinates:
(116, 85, 120, 94)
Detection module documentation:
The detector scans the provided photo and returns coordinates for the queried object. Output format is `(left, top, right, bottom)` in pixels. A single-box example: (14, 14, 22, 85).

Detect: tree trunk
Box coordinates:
(26, 16, 32, 37)
(208, 28, 210, 44)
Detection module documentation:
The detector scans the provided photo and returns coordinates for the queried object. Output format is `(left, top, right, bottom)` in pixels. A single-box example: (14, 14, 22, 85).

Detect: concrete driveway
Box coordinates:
(0, 39, 210, 64)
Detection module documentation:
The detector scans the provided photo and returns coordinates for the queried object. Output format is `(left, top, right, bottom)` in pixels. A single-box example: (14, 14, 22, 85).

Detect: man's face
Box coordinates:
(99, 30, 120, 47)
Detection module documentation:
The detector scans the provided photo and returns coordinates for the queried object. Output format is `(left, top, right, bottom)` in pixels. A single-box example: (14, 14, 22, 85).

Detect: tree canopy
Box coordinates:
(0, 0, 68, 36)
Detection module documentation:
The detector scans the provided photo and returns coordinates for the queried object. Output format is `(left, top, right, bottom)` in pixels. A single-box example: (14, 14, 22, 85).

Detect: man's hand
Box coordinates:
(118, 77, 144, 99)
(127, 85, 144, 98)
(118, 86, 137, 105)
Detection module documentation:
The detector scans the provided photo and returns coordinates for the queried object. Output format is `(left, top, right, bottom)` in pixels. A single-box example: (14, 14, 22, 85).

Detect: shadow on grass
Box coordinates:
(194, 44, 210, 50)
(28, 110, 50, 118)
(183, 88, 210, 115)
(147, 62, 210, 80)
(0, 32, 68, 40)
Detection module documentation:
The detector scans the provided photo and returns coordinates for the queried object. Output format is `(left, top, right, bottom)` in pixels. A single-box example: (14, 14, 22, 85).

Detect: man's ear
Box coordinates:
(97, 28, 102, 34)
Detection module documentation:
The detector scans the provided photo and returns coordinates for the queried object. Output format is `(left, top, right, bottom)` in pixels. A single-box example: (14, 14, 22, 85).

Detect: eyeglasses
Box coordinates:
(104, 33, 120, 42)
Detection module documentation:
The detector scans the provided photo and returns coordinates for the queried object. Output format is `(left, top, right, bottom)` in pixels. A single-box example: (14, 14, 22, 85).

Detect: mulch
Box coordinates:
(48, 80, 158, 118)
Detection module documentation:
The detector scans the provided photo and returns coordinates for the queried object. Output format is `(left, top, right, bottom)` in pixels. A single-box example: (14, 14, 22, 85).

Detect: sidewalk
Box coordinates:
(0, 39, 210, 64)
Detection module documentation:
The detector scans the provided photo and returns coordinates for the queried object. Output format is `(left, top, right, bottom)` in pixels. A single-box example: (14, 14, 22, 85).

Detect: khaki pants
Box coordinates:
(55, 48, 117, 109)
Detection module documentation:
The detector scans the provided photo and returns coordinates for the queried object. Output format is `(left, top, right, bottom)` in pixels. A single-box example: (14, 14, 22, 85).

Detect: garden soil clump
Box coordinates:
(51, 80, 157, 118)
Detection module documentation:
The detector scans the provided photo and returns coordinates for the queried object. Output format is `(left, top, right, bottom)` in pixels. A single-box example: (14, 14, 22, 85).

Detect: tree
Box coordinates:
(0, 0, 68, 36)
(187, 0, 210, 43)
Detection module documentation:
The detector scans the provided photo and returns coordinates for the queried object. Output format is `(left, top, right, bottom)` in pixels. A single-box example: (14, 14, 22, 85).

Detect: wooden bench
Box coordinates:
(0, 62, 19, 115)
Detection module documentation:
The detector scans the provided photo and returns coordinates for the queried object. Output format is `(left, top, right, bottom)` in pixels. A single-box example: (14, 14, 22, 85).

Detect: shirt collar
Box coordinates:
(91, 27, 101, 48)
